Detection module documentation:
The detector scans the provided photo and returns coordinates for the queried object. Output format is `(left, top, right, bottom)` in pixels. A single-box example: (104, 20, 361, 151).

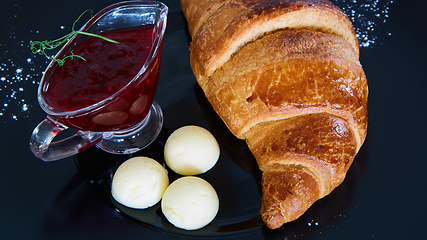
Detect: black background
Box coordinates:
(1, 0, 426, 239)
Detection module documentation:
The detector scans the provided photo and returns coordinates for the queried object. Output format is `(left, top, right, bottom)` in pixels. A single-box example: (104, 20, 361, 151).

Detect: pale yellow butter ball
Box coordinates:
(161, 176, 219, 230)
(164, 126, 220, 175)
(111, 156, 169, 209)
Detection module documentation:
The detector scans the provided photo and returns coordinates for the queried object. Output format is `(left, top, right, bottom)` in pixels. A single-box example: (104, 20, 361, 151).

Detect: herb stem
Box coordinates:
(30, 9, 121, 66)
(74, 31, 121, 44)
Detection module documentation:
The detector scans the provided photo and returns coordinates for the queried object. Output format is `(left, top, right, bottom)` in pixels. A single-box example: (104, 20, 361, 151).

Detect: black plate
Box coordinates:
(74, 123, 367, 239)
(74, 1, 370, 237)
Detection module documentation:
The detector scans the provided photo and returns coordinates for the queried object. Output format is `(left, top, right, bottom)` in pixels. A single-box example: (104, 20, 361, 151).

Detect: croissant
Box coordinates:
(181, 0, 368, 229)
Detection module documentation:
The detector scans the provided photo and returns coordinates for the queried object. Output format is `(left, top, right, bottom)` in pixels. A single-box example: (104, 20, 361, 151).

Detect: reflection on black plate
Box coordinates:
(74, 83, 368, 239)
(74, 98, 265, 238)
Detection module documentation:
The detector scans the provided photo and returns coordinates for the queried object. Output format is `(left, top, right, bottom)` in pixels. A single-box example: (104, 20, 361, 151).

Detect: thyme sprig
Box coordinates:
(30, 10, 121, 66)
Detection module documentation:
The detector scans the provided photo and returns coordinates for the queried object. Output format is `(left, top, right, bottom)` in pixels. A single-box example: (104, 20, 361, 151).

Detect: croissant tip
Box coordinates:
(263, 215, 286, 229)
(261, 205, 287, 229)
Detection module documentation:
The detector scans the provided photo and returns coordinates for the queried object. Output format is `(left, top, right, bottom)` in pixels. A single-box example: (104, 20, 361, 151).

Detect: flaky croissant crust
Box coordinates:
(183, 0, 359, 79)
(181, 0, 367, 229)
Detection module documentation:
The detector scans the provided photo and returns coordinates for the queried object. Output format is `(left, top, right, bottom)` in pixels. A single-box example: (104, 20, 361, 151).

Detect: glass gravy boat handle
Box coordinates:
(29, 118, 103, 161)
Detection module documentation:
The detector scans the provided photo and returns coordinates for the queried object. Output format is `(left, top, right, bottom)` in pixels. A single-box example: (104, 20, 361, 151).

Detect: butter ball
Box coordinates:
(164, 126, 220, 175)
(111, 157, 169, 209)
(161, 176, 219, 230)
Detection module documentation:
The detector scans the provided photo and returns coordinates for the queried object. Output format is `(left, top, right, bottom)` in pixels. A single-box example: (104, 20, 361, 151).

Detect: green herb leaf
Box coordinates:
(30, 9, 121, 66)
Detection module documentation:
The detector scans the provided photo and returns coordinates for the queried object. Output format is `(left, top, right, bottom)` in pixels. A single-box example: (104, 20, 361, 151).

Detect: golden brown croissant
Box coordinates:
(180, 0, 368, 229)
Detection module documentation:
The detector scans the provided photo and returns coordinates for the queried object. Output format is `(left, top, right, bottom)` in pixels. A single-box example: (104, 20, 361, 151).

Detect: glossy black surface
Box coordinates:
(1, 0, 426, 239)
